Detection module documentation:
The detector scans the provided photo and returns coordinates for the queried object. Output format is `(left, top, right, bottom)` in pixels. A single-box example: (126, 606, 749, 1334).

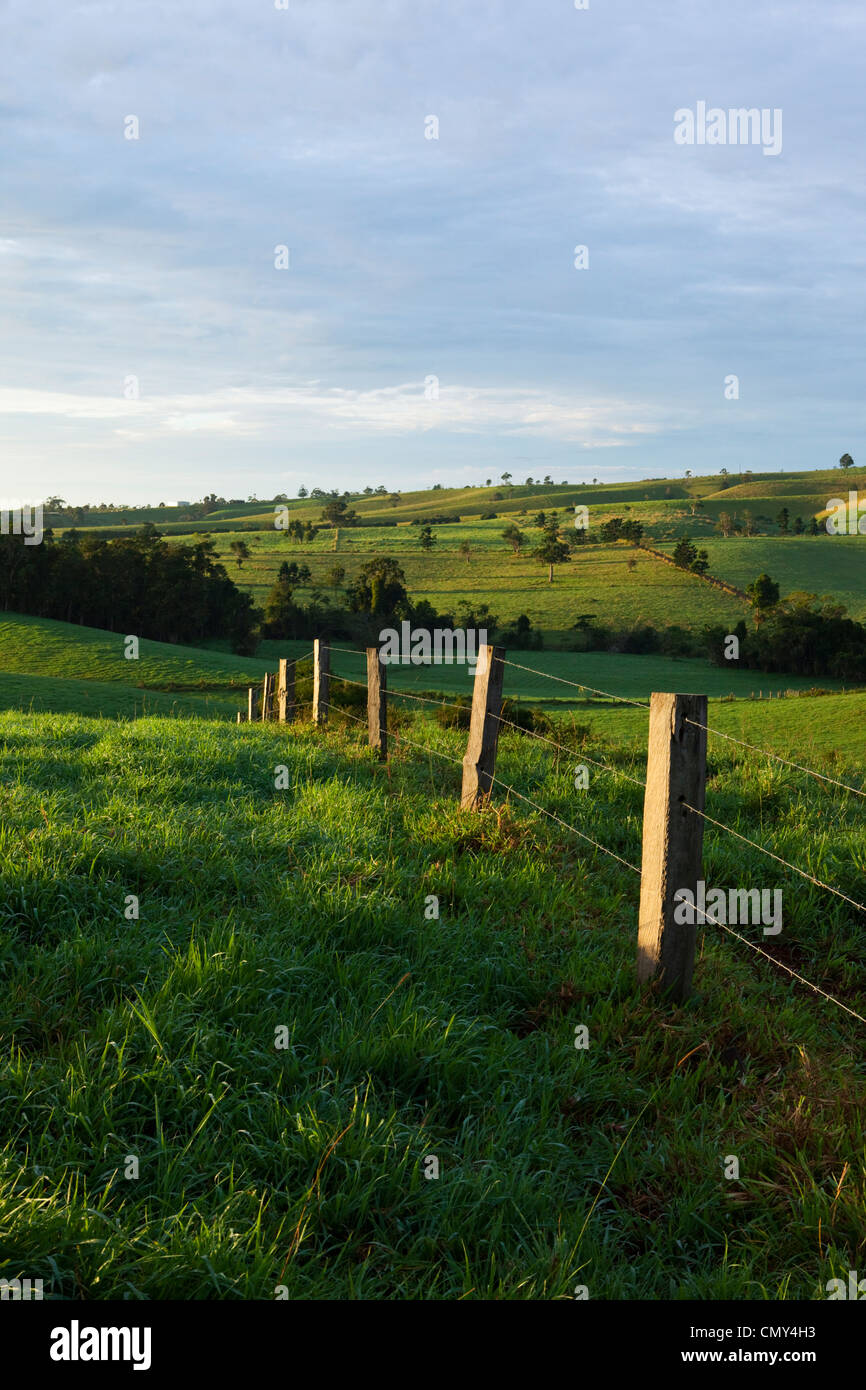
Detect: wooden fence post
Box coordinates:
(313, 639, 329, 724)
(278, 658, 295, 724)
(637, 692, 708, 1002)
(247, 686, 259, 722)
(460, 645, 505, 810)
(261, 671, 275, 721)
(366, 647, 387, 758)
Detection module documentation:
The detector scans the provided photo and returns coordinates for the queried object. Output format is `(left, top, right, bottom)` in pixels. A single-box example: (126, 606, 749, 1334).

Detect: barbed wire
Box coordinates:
(680, 801, 866, 916)
(318, 701, 866, 1028)
(499, 656, 650, 709)
(684, 717, 866, 800)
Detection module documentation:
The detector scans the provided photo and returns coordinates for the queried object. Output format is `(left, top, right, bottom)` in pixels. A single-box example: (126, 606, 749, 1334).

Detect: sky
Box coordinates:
(0, 0, 864, 505)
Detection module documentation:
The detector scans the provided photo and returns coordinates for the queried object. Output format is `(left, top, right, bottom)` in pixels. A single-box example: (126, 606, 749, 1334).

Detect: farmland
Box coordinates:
(1, 706, 864, 1299)
(2, 462, 865, 1303)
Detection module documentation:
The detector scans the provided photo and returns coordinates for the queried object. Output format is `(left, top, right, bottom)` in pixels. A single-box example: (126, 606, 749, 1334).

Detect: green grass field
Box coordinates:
(658, 536, 866, 622)
(0, 614, 274, 692)
(1, 707, 864, 1298)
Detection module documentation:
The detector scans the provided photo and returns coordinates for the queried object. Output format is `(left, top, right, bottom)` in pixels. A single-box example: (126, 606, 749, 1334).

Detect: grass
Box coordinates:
(216, 531, 749, 642)
(1, 707, 864, 1299)
(0, 613, 274, 691)
(658, 536, 866, 622)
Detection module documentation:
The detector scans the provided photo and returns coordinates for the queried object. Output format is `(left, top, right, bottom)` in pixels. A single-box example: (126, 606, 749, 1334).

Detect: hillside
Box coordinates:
(1, 708, 864, 1299)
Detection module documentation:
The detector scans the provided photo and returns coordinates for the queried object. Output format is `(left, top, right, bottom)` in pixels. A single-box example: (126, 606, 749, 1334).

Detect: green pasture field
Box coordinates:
(0, 706, 863, 1298)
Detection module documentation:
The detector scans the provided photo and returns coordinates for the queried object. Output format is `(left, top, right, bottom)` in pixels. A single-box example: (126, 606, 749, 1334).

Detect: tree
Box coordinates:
(776, 507, 790, 536)
(502, 523, 526, 555)
(673, 536, 698, 570)
(321, 496, 359, 526)
(418, 525, 436, 551)
(793, 516, 805, 535)
(533, 511, 547, 529)
(746, 572, 780, 613)
(809, 516, 820, 535)
(533, 523, 571, 583)
(839, 453, 855, 470)
(229, 539, 251, 569)
(743, 510, 758, 536)
(346, 557, 408, 618)
(324, 564, 346, 588)
(485, 478, 492, 487)
(501, 472, 512, 485)
(715, 511, 734, 538)
(297, 486, 308, 497)
(458, 540, 472, 565)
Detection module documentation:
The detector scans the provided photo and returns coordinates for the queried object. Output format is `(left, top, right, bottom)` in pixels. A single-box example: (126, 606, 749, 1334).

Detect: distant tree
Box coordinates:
(809, 516, 820, 535)
(502, 523, 526, 555)
(418, 525, 436, 551)
(743, 510, 758, 536)
(715, 511, 735, 538)
(485, 478, 492, 487)
(533, 511, 547, 528)
(673, 536, 698, 570)
(793, 515, 806, 535)
(839, 453, 855, 470)
(346, 557, 408, 618)
(746, 572, 780, 613)
(690, 548, 710, 576)
(321, 496, 359, 526)
(525, 477, 534, 486)
(684, 470, 692, 479)
(297, 485, 309, 498)
(533, 523, 571, 583)
(776, 507, 790, 535)
(501, 472, 512, 485)
(324, 564, 346, 588)
(458, 540, 472, 564)
(229, 539, 251, 569)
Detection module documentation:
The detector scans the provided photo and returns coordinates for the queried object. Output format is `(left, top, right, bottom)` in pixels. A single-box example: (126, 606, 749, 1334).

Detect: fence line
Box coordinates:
(243, 640, 865, 1028)
(325, 686, 865, 1028)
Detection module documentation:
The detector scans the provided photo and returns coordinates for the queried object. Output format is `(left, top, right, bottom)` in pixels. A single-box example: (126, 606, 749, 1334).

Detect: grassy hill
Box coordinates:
(0, 613, 273, 692)
(1, 707, 863, 1298)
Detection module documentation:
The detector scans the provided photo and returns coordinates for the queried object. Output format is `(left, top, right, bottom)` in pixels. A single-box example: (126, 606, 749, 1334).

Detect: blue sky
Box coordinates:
(0, 0, 863, 504)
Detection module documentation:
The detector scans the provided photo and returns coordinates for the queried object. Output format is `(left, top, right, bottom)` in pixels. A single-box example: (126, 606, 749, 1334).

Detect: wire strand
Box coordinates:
(689, 899, 866, 1027)
(499, 656, 650, 708)
(491, 712, 647, 789)
(681, 801, 866, 916)
(684, 717, 866, 800)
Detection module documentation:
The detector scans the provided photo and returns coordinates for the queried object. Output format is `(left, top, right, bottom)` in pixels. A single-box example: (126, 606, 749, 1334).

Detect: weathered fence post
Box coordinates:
(247, 686, 259, 722)
(637, 692, 708, 1002)
(236, 711, 241, 725)
(460, 645, 505, 810)
(278, 658, 295, 724)
(366, 647, 387, 758)
(313, 639, 330, 724)
(261, 671, 275, 721)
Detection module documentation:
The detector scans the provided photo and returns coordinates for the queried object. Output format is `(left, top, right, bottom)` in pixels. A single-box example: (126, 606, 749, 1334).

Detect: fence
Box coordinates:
(241, 641, 866, 1024)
